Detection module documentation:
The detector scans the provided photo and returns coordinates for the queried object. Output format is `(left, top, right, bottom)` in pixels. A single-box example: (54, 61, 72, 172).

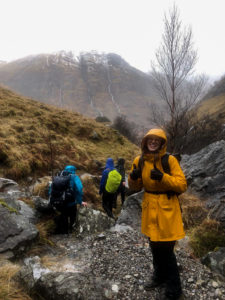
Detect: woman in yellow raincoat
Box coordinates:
(128, 128, 187, 300)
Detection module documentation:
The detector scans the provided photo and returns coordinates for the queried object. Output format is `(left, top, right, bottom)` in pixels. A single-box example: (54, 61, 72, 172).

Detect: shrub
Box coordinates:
(95, 115, 111, 123)
(182, 204, 208, 229)
(189, 219, 225, 257)
(112, 115, 138, 144)
(183, 114, 225, 154)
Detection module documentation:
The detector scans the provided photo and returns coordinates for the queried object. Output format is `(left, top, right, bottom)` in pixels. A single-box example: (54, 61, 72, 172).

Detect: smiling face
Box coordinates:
(146, 135, 163, 152)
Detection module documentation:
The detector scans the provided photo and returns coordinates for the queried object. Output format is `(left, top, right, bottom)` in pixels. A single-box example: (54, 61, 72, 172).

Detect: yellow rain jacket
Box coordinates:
(128, 128, 187, 242)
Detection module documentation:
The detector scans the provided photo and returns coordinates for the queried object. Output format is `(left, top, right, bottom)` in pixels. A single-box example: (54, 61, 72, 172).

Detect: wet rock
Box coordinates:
(182, 141, 225, 225)
(76, 206, 115, 235)
(33, 196, 54, 214)
(0, 177, 19, 192)
(201, 247, 225, 277)
(0, 183, 38, 257)
(117, 191, 143, 229)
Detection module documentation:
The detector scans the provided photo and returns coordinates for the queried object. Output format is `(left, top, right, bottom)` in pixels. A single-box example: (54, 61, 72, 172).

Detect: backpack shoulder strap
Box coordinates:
(138, 153, 174, 175)
(138, 155, 144, 171)
(161, 153, 171, 175)
(137, 155, 145, 179)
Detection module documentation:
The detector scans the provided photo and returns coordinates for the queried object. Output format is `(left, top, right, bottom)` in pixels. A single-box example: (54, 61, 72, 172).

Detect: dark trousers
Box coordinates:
(119, 185, 126, 205)
(102, 190, 116, 218)
(55, 205, 77, 234)
(150, 240, 182, 297)
(115, 183, 126, 207)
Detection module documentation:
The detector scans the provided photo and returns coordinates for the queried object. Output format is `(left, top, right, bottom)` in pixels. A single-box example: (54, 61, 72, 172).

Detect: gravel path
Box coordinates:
(51, 225, 225, 300)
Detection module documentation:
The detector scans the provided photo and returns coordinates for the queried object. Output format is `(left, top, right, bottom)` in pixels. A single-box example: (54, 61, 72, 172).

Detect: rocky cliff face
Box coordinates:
(181, 140, 225, 225)
(0, 51, 162, 128)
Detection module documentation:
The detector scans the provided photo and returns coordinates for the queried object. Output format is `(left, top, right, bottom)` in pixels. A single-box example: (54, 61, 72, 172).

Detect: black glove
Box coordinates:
(130, 164, 142, 180)
(150, 166, 163, 181)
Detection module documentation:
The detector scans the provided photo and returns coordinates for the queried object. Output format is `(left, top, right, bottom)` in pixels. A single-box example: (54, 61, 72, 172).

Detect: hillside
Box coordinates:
(0, 86, 139, 180)
(195, 94, 225, 121)
(194, 73, 225, 121)
(0, 51, 161, 129)
(203, 74, 225, 100)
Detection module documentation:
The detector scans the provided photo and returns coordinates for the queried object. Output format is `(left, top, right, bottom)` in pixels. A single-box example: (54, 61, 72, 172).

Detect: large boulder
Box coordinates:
(0, 179, 38, 258)
(201, 247, 225, 277)
(19, 265, 112, 300)
(0, 177, 19, 192)
(76, 206, 115, 235)
(117, 191, 143, 230)
(181, 140, 225, 225)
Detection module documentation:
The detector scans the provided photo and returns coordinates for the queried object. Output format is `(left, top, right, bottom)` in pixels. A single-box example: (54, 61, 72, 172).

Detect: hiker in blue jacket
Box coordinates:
(50, 165, 87, 234)
(99, 158, 117, 219)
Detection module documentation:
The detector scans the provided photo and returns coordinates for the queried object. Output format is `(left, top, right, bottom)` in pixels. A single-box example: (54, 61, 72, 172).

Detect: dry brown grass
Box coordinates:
(0, 261, 32, 300)
(0, 86, 139, 181)
(18, 197, 35, 209)
(195, 94, 225, 121)
(179, 192, 225, 257)
(179, 193, 208, 229)
(188, 218, 225, 257)
(32, 177, 51, 198)
(36, 218, 55, 246)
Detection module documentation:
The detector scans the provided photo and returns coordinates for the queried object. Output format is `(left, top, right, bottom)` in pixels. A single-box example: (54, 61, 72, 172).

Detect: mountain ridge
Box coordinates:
(0, 51, 161, 128)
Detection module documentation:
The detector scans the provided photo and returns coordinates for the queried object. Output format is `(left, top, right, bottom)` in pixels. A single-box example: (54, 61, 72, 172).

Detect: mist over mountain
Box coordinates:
(0, 51, 161, 128)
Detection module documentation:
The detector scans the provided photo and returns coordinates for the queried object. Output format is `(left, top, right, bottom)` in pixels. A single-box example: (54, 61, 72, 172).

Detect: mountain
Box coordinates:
(0, 85, 139, 180)
(0, 51, 160, 128)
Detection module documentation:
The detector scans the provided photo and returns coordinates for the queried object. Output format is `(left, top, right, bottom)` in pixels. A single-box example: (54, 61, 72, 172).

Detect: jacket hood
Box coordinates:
(105, 158, 114, 169)
(141, 128, 167, 155)
(64, 165, 76, 174)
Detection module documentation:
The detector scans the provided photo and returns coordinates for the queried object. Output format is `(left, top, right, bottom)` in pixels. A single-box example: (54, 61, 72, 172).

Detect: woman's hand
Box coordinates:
(150, 165, 163, 181)
(130, 164, 142, 180)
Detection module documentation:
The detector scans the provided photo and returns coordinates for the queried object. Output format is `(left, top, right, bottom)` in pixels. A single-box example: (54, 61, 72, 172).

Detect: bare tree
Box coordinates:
(151, 4, 207, 152)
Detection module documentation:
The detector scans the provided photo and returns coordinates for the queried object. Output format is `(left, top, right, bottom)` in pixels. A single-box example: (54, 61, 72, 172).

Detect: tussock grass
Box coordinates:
(18, 197, 35, 209)
(179, 193, 225, 258)
(0, 261, 32, 300)
(32, 177, 51, 198)
(27, 217, 55, 257)
(82, 175, 102, 208)
(179, 193, 208, 229)
(0, 86, 139, 181)
(36, 218, 55, 246)
(196, 94, 225, 121)
(188, 218, 225, 258)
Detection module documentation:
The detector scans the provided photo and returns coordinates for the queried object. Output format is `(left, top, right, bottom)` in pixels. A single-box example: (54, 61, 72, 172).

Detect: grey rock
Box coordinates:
(0, 194, 38, 257)
(117, 191, 143, 230)
(0, 177, 19, 192)
(182, 140, 225, 225)
(77, 207, 115, 235)
(201, 247, 225, 277)
(33, 196, 54, 214)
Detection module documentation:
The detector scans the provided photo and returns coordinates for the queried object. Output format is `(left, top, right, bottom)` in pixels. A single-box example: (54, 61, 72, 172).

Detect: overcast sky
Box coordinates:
(1, 0, 225, 78)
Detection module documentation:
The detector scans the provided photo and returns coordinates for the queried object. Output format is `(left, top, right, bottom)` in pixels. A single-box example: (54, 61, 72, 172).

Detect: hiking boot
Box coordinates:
(144, 279, 165, 290)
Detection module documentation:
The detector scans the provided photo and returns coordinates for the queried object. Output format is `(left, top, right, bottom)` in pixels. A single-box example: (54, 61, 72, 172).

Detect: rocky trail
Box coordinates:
(20, 220, 225, 300)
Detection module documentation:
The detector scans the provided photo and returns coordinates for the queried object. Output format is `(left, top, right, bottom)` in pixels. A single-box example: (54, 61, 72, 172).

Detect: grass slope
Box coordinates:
(0, 86, 139, 180)
(196, 94, 225, 121)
